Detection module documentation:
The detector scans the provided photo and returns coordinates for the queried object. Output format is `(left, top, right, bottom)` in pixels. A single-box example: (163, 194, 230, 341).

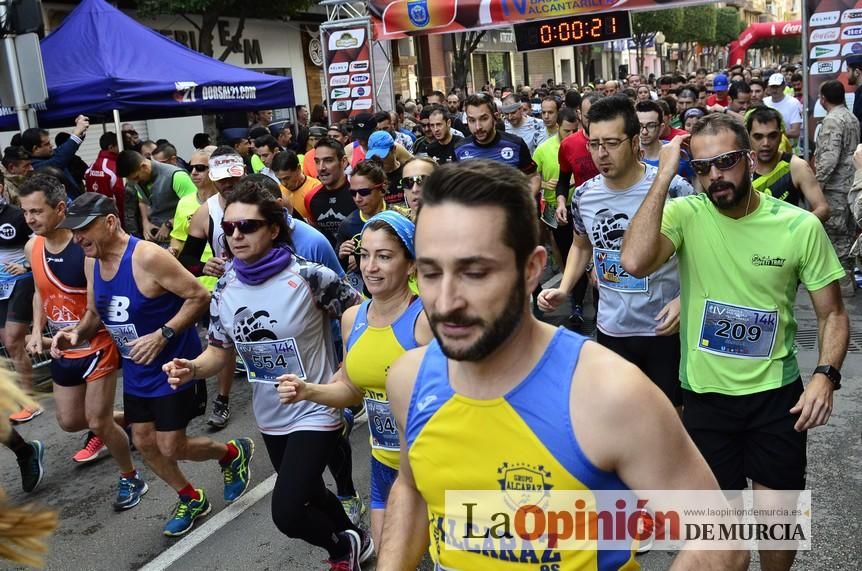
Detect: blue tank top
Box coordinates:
(46, 238, 87, 288)
(94, 237, 201, 397)
(405, 328, 638, 570)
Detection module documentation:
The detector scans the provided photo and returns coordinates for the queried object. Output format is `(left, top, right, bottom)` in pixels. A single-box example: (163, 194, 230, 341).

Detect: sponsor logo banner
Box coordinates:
(328, 28, 365, 51)
(842, 9, 862, 23)
(842, 25, 862, 39)
(328, 62, 349, 74)
(351, 86, 371, 98)
(810, 27, 841, 43)
(809, 10, 840, 26)
(352, 99, 373, 110)
(331, 87, 351, 99)
(811, 44, 841, 58)
(350, 73, 371, 85)
(809, 59, 841, 75)
(350, 60, 370, 72)
(842, 42, 862, 56)
(329, 74, 350, 87)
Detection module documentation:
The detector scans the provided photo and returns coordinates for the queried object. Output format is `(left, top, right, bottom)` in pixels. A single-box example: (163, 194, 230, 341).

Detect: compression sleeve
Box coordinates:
(177, 235, 208, 276)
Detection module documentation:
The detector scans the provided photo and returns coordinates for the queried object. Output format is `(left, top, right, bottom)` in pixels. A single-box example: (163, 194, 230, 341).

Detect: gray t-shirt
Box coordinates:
(571, 164, 693, 337)
(209, 256, 360, 435)
(504, 115, 546, 154)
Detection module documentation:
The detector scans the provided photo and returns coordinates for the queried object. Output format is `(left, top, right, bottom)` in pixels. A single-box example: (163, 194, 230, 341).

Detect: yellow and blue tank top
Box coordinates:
(345, 297, 424, 469)
(405, 328, 638, 570)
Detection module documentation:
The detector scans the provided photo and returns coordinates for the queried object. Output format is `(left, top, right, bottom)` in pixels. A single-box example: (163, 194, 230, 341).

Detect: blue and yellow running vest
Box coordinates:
(405, 328, 638, 570)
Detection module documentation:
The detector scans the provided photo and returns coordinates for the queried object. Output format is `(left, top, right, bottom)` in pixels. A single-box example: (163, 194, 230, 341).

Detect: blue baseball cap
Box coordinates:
(713, 74, 729, 92)
(365, 131, 395, 160)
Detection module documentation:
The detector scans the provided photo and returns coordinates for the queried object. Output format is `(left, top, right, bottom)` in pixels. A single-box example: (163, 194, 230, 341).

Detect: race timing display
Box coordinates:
(513, 11, 632, 52)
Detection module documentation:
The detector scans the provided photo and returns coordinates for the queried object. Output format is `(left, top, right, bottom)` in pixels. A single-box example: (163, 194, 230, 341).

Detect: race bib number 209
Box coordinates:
(698, 300, 778, 360)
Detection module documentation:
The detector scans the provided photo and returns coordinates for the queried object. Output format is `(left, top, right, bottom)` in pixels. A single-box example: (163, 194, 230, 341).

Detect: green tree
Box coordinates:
(751, 35, 802, 57)
(135, 0, 314, 61)
(451, 31, 487, 91)
(631, 8, 683, 75)
(713, 7, 745, 46)
(664, 5, 717, 71)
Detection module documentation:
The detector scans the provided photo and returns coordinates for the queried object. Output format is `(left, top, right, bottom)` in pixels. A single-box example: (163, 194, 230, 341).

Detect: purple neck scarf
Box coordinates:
(233, 246, 292, 286)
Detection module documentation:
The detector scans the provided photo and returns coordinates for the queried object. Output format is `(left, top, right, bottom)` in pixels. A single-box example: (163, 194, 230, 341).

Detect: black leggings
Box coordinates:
(262, 430, 358, 558)
(4, 428, 29, 459)
(327, 430, 356, 498)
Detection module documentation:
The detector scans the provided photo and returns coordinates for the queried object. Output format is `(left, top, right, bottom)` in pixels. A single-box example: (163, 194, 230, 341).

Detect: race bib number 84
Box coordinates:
(698, 300, 778, 360)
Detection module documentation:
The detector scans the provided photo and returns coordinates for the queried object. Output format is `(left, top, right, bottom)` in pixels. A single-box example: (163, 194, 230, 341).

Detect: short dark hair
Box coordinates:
(541, 96, 560, 110)
(223, 177, 293, 258)
(728, 81, 752, 101)
(427, 104, 450, 122)
(678, 87, 698, 100)
(464, 93, 497, 114)
(314, 137, 345, 160)
(116, 150, 146, 177)
(558, 107, 578, 126)
(580, 92, 601, 110)
(20, 128, 48, 153)
(154, 143, 177, 160)
(658, 75, 673, 86)
(635, 100, 664, 123)
(745, 105, 783, 132)
(430, 90, 445, 101)
(352, 159, 387, 188)
(18, 172, 67, 207)
(373, 111, 391, 126)
(564, 89, 582, 110)
(658, 96, 676, 117)
(249, 126, 270, 140)
(1, 146, 29, 168)
(254, 135, 280, 153)
(749, 78, 765, 89)
(820, 80, 846, 106)
(55, 132, 71, 147)
(691, 113, 751, 152)
(211, 145, 241, 160)
(417, 160, 537, 270)
(99, 132, 118, 151)
(271, 149, 300, 172)
(586, 95, 639, 140)
(193, 133, 211, 149)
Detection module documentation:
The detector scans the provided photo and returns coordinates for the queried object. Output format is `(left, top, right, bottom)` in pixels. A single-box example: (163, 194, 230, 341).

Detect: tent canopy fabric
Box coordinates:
(0, 0, 295, 130)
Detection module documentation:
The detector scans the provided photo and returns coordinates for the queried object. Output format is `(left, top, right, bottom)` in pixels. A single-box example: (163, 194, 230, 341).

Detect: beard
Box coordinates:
(706, 165, 752, 211)
(428, 276, 526, 362)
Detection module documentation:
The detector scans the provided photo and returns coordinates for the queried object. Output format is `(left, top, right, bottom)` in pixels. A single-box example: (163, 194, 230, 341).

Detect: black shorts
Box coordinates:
(52, 347, 119, 387)
(123, 380, 207, 432)
(682, 379, 807, 491)
(596, 330, 683, 406)
(0, 276, 34, 325)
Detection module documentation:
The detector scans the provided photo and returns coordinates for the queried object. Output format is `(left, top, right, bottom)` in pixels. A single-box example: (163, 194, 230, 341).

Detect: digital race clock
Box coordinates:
(513, 11, 632, 52)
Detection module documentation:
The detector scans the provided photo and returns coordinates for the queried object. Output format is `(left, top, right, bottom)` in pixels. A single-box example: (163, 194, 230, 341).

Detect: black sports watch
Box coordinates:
(813, 365, 841, 390)
(160, 325, 176, 341)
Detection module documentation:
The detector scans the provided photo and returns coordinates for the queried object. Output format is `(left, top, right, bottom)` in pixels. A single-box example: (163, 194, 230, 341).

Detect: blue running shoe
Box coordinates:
(222, 438, 254, 503)
(113, 474, 148, 511)
(18, 440, 45, 493)
(163, 490, 211, 537)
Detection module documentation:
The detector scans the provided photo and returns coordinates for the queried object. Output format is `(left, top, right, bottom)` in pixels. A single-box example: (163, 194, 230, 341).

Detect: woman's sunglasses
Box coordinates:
(689, 150, 748, 176)
(221, 219, 267, 235)
(191, 164, 209, 173)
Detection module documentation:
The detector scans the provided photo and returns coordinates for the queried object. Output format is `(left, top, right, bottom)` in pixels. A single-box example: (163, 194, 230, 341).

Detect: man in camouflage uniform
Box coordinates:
(815, 80, 860, 296)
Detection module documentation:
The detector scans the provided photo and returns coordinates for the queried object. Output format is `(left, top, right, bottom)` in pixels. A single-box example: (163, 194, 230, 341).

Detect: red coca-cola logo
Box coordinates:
(782, 23, 801, 34)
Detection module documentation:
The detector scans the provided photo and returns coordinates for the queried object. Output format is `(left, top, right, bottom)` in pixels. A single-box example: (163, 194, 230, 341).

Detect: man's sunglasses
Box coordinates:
(400, 175, 427, 188)
(689, 150, 748, 176)
(190, 164, 209, 172)
(221, 219, 268, 235)
(350, 186, 382, 197)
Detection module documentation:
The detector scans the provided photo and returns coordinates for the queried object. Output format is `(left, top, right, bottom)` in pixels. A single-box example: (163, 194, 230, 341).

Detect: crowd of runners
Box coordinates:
(0, 59, 854, 571)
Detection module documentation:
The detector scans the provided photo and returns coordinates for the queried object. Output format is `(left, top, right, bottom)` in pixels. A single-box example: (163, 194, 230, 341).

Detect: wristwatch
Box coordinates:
(160, 325, 176, 341)
(813, 365, 841, 390)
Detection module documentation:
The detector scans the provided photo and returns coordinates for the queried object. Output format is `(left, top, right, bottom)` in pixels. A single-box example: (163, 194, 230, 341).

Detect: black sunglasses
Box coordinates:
(350, 187, 381, 197)
(400, 175, 427, 188)
(221, 219, 268, 235)
(690, 150, 748, 176)
(190, 164, 209, 172)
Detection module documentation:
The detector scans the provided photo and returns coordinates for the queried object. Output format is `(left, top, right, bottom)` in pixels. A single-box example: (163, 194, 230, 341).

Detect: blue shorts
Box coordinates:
(370, 455, 398, 510)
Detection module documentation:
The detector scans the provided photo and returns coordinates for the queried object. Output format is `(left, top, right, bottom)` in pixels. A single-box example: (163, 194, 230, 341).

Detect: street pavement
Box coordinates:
(1, 287, 860, 570)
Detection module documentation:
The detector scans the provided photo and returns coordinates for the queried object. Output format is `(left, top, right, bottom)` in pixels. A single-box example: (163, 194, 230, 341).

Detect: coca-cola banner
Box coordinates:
(729, 21, 802, 66)
(367, 0, 706, 40)
(321, 19, 376, 123)
(804, 0, 862, 155)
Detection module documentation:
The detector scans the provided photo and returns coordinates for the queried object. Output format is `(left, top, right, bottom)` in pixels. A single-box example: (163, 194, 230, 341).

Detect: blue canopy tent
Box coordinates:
(0, 0, 295, 131)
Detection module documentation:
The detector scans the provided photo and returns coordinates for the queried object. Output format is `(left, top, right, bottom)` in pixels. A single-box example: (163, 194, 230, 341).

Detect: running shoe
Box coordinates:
(207, 398, 231, 430)
(635, 508, 655, 554)
(567, 305, 585, 330)
(163, 489, 211, 537)
(339, 494, 366, 527)
(234, 354, 246, 374)
(113, 474, 148, 511)
(73, 431, 107, 463)
(18, 440, 45, 493)
(326, 529, 361, 571)
(222, 437, 254, 502)
(9, 406, 43, 424)
(358, 528, 374, 563)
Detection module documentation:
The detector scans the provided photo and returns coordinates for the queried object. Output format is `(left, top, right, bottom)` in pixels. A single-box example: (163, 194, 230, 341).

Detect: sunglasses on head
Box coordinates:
(350, 186, 382, 197)
(689, 150, 748, 176)
(400, 175, 427, 188)
(190, 164, 209, 172)
(220, 219, 268, 235)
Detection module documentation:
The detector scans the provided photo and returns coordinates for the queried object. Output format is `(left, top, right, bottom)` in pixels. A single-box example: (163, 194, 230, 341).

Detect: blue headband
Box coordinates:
(362, 210, 416, 258)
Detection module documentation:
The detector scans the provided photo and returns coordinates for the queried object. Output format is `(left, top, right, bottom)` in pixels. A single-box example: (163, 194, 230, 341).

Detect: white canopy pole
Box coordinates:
(113, 109, 124, 151)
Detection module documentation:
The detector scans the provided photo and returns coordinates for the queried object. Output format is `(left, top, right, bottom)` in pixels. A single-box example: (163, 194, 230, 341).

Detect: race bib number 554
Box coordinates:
(698, 300, 778, 360)
(236, 338, 306, 384)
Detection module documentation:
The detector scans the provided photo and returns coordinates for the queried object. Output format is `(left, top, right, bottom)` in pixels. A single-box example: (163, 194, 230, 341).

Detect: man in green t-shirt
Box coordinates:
(621, 114, 849, 571)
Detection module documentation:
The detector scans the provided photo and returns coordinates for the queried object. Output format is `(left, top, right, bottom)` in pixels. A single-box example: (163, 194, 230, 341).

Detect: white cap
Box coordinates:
(768, 73, 785, 87)
(209, 154, 245, 181)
